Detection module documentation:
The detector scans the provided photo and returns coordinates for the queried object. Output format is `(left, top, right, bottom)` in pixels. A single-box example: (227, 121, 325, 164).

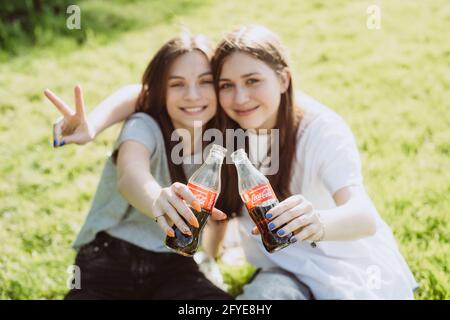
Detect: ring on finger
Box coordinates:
(153, 213, 165, 223)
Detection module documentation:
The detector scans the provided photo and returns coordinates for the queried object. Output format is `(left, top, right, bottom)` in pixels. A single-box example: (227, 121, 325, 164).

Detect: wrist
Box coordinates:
(86, 117, 98, 140)
(316, 210, 330, 241)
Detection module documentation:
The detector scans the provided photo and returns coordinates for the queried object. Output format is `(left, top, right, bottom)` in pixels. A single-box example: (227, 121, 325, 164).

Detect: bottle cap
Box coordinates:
(230, 148, 247, 163)
(209, 144, 227, 158)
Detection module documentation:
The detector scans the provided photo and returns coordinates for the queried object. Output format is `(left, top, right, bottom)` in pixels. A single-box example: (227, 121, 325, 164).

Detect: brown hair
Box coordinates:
(134, 32, 219, 187)
(212, 25, 303, 217)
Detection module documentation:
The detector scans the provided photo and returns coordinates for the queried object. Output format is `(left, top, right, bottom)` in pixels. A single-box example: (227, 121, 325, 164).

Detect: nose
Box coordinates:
(185, 84, 200, 101)
(235, 86, 249, 105)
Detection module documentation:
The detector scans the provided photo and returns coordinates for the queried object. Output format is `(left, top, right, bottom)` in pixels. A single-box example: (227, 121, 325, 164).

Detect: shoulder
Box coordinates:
(113, 112, 164, 159)
(295, 91, 353, 141)
(127, 112, 159, 127)
(124, 112, 163, 137)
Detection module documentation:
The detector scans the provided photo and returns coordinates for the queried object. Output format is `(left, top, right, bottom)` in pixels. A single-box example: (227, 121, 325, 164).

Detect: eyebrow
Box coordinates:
(219, 72, 260, 81)
(168, 71, 213, 80)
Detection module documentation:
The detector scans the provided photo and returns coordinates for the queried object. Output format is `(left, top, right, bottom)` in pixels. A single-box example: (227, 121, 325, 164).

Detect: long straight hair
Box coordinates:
(212, 25, 303, 217)
(134, 33, 219, 187)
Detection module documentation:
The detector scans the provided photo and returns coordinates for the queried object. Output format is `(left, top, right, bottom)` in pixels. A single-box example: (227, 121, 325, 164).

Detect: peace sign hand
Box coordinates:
(44, 85, 95, 147)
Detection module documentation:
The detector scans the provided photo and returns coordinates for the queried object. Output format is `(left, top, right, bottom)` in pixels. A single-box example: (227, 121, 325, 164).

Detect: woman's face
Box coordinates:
(218, 51, 288, 130)
(166, 50, 217, 130)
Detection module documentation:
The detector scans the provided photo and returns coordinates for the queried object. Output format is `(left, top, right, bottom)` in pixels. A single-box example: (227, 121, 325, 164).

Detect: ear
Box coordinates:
(278, 67, 291, 94)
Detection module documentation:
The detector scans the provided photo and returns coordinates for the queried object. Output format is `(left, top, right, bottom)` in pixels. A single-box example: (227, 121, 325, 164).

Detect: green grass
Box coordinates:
(1, 0, 449, 299)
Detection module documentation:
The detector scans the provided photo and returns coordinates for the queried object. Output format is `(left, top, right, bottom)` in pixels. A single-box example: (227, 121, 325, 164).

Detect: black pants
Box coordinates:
(65, 232, 233, 300)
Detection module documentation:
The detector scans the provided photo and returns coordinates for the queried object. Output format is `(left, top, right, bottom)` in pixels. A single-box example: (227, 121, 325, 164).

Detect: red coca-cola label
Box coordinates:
(242, 183, 277, 210)
(187, 182, 218, 212)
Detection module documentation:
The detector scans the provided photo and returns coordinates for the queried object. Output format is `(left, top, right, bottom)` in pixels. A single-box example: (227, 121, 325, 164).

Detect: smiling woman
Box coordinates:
(166, 50, 217, 132)
(218, 52, 290, 130)
(44, 31, 232, 300)
(209, 24, 418, 300)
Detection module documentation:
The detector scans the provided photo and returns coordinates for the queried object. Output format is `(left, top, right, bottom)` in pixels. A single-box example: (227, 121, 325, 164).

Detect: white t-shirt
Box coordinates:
(236, 92, 418, 299)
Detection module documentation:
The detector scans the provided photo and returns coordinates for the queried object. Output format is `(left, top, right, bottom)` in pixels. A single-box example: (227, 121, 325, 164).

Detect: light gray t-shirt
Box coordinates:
(73, 113, 200, 251)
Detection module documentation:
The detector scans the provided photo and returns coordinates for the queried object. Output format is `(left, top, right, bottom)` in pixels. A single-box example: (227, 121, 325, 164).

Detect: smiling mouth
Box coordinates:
(179, 105, 208, 115)
(233, 105, 259, 116)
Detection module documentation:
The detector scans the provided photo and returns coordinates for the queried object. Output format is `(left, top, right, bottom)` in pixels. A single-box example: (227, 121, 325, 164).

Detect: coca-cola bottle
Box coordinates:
(231, 148, 292, 253)
(165, 144, 227, 256)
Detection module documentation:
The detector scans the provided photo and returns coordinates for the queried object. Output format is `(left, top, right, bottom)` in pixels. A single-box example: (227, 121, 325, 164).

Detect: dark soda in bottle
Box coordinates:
(231, 148, 292, 253)
(165, 144, 226, 256)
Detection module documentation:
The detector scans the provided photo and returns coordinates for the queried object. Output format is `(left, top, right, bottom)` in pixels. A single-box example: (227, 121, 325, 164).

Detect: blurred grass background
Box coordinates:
(0, 0, 449, 299)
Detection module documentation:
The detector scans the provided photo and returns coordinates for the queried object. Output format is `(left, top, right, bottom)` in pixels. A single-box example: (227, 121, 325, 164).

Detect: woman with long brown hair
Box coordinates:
(45, 33, 232, 300)
(207, 25, 418, 299)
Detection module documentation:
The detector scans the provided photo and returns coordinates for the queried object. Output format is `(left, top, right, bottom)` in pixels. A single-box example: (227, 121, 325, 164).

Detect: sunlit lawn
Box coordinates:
(0, 0, 449, 299)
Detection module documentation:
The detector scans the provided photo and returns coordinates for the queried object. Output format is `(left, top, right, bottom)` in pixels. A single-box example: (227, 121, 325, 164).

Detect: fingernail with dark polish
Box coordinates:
(60, 140, 65, 146)
(290, 237, 298, 243)
(53, 139, 57, 147)
(277, 229, 285, 236)
(268, 223, 276, 231)
(265, 213, 272, 219)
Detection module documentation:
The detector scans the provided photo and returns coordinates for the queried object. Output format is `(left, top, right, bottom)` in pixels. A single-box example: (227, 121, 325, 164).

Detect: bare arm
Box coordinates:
(45, 84, 141, 146)
(318, 185, 377, 241)
(88, 84, 141, 137)
(202, 219, 229, 258)
(258, 185, 377, 243)
(116, 140, 161, 219)
(116, 140, 226, 237)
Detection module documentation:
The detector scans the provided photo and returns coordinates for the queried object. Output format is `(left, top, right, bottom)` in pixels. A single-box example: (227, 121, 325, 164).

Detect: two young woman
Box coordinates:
(47, 25, 418, 299)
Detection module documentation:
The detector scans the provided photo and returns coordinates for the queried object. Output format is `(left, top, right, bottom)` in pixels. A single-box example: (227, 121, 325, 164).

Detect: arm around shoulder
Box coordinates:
(88, 84, 142, 137)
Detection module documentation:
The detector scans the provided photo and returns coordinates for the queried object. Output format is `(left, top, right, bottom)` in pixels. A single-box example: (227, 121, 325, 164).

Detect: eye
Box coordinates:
(246, 78, 259, 85)
(169, 82, 184, 88)
(219, 82, 233, 90)
(200, 79, 214, 85)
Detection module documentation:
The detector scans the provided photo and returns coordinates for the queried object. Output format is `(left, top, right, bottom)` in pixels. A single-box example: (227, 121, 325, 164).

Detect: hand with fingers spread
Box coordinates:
(153, 182, 227, 238)
(251, 194, 325, 244)
(44, 85, 95, 147)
